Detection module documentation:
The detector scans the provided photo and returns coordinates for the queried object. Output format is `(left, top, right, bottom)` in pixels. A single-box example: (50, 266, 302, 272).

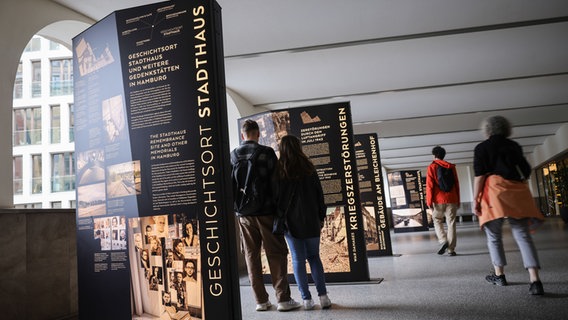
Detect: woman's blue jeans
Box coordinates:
(284, 234, 327, 300)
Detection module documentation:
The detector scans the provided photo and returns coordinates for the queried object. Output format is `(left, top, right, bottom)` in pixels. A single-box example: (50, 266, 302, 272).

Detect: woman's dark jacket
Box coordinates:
(274, 172, 326, 239)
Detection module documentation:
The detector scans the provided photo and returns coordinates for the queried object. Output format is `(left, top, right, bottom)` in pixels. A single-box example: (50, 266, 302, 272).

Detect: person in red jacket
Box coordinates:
(426, 146, 460, 256)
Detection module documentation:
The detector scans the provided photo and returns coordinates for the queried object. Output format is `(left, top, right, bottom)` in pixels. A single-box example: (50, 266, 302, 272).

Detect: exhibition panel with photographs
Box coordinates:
(388, 171, 429, 233)
(354, 133, 392, 256)
(238, 103, 372, 282)
(73, 1, 241, 319)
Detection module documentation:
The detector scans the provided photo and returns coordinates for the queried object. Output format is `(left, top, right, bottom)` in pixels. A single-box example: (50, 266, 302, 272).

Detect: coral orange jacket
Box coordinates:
(426, 159, 460, 208)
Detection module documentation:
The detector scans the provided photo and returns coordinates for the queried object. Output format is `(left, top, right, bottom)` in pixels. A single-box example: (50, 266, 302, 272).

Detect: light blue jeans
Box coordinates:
(483, 218, 540, 269)
(284, 234, 327, 300)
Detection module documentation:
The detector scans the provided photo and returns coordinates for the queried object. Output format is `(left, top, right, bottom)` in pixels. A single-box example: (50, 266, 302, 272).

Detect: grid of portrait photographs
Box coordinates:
(129, 214, 202, 320)
(93, 215, 127, 251)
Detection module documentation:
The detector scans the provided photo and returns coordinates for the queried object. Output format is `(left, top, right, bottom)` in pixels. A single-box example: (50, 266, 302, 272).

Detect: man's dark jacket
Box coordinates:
(230, 140, 277, 216)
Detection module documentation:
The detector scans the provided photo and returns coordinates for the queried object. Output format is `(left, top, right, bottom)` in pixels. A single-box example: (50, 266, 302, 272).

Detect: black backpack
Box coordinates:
(436, 164, 455, 192)
(231, 147, 265, 215)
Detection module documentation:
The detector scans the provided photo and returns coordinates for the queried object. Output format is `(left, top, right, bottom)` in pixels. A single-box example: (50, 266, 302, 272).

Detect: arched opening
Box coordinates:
(11, 19, 90, 209)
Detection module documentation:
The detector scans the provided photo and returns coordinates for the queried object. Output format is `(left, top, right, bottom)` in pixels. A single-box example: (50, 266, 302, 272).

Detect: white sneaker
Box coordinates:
(256, 300, 271, 311)
(319, 294, 331, 309)
(277, 298, 301, 311)
(303, 299, 315, 310)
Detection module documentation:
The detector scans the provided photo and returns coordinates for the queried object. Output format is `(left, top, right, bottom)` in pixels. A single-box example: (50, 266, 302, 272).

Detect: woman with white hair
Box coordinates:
(472, 115, 544, 295)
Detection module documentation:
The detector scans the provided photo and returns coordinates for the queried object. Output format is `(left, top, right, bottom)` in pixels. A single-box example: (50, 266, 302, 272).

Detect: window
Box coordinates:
(32, 154, 42, 194)
(13, 107, 41, 146)
(69, 104, 74, 142)
(70, 200, 76, 208)
(24, 37, 41, 52)
(14, 63, 22, 99)
(52, 152, 75, 192)
(51, 105, 61, 143)
(32, 60, 41, 97)
(14, 203, 43, 209)
(50, 59, 73, 96)
(13, 156, 23, 195)
(51, 201, 62, 208)
(49, 40, 61, 50)
(13, 110, 26, 146)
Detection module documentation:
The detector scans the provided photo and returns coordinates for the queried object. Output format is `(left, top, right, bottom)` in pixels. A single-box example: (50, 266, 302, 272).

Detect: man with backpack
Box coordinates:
(426, 145, 460, 256)
(230, 119, 301, 312)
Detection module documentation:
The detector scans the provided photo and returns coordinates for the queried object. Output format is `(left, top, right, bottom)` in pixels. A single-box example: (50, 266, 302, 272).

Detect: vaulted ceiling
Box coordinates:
(53, 0, 568, 170)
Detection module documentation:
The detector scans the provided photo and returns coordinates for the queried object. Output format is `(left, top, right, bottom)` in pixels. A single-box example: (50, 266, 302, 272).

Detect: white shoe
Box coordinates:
(277, 298, 301, 311)
(256, 300, 271, 311)
(303, 299, 315, 310)
(319, 294, 331, 309)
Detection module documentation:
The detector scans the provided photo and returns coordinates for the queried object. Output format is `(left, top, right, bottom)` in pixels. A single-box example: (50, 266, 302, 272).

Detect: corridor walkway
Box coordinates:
(239, 217, 568, 320)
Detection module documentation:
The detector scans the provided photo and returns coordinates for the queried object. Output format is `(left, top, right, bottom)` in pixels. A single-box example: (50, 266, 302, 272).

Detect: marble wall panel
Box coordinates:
(0, 210, 77, 320)
(0, 213, 27, 320)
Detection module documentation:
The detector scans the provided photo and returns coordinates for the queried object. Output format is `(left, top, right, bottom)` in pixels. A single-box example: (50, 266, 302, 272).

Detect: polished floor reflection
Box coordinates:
(239, 217, 568, 320)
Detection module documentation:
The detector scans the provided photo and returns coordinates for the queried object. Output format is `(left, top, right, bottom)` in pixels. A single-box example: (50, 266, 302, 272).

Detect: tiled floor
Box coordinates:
(238, 217, 568, 320)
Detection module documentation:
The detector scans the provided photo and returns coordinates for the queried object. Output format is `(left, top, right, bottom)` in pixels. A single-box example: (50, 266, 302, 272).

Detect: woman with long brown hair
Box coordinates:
(274, 135, 331, 310)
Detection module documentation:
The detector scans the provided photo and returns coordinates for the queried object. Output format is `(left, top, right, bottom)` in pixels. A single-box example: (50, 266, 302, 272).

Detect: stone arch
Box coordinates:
(0, 0, 93, 207)
(37, 20, 92, 50)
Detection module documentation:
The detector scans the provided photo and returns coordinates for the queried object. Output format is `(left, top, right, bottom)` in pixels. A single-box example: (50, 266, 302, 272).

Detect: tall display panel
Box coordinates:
(387, 171, 429, 233)
(238, 103, 370, 282)
(354, 134, 392, 256)
(73, 1, 241, 319)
